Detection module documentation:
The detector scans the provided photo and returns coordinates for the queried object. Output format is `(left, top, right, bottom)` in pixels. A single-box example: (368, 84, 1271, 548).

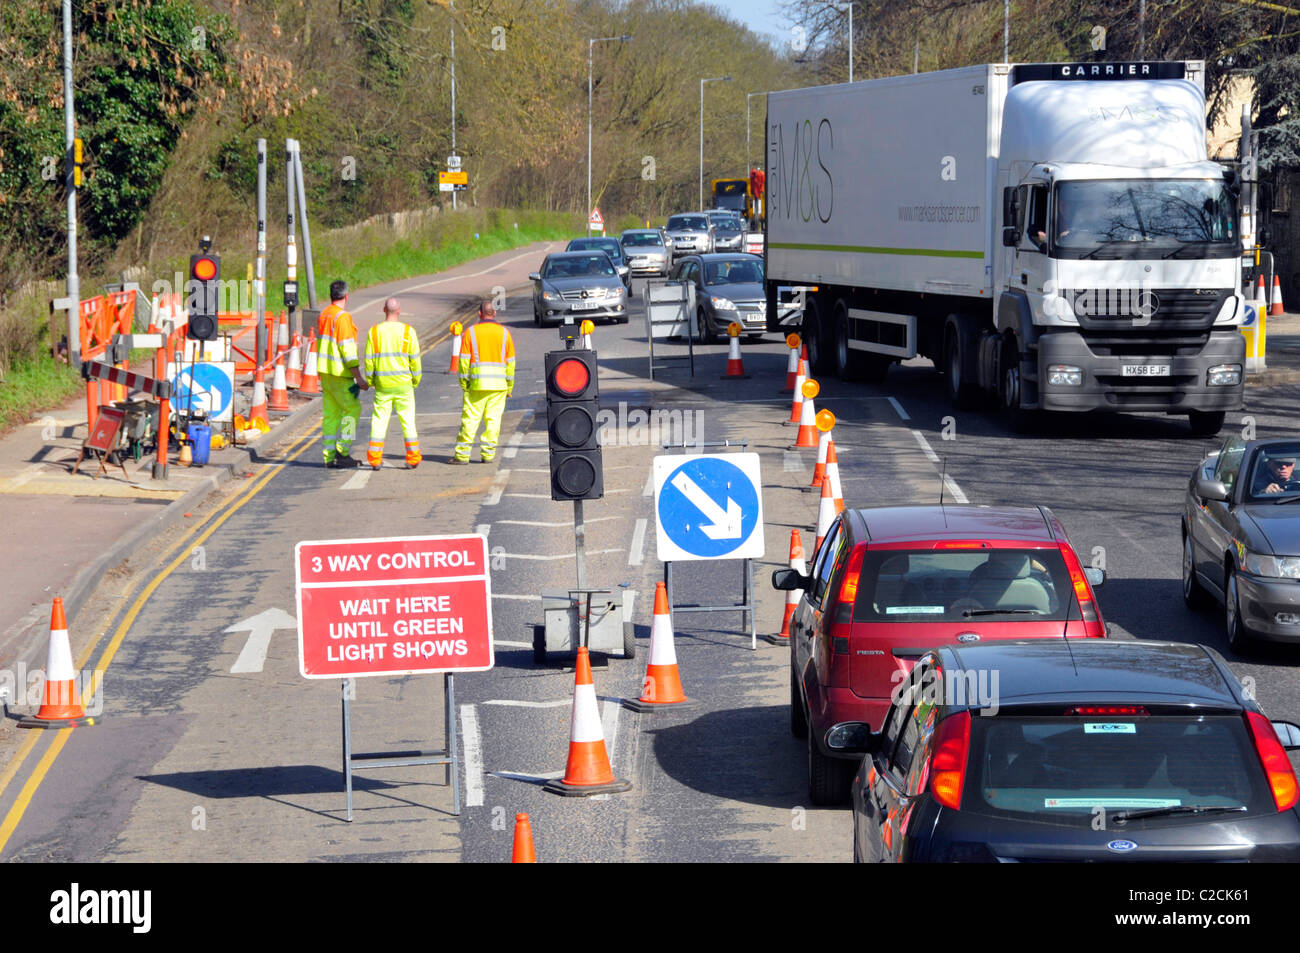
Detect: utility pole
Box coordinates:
(255, 139, 267, 368)
(450, 0, 457, 212)
(62, 0, 79, 371)
(700, 76, 733, 209)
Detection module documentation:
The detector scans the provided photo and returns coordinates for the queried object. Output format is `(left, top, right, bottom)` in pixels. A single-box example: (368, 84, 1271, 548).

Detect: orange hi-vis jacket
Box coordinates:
(316, 303, 360, 378)
(458, 319, 516, 392)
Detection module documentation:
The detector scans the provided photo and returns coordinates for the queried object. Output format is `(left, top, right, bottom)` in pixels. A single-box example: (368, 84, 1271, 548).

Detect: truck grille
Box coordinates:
(1079, 332, 1211, 358)
(1064, 288, 1227, 332)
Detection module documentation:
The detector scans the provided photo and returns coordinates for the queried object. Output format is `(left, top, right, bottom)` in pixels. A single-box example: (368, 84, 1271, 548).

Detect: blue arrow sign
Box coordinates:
(171, 362, 234, 421)
(656, 456, 762, 560)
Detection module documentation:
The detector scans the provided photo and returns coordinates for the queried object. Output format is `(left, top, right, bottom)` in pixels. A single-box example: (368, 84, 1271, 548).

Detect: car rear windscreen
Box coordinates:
(965, 715, 1273, 828)
(853, 548, 1074, 623)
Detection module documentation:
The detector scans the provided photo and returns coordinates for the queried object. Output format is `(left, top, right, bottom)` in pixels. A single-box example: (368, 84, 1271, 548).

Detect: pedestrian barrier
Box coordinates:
(765, 529, 805, 645)
(625, 582, 698, 712)
(19, 597, 94, 729)
(512, 813, 537, 863)
(791, 378, 820, 449)
(721, 322, 748, 378)
(544, 647, 632, 797)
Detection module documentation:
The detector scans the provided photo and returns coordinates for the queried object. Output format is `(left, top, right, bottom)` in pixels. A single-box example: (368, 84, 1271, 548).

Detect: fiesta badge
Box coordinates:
(1107, 839, 1138, 853)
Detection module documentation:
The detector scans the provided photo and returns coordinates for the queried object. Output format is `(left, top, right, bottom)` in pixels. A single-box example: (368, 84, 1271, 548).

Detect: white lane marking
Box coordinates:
(492, 770, 565, 782)
(226, 608, 298, 674)
(495, 517, 619, 527)
(628, 519, 647, 566)
(461, 704, 484, 808)
(783, 450, 804, 473)
(911, 430, 939, 463)
(483, 699, 571, 708)
(503, 432, 524, 459)
(944, 475, 969, 504)
(493, 594, 542, 601)
(500, 549, 624, 561)
(493, 640, 532, 649)
(341, 469, 373, 490)
(475, 523, 490, 540)
(642, 470, 654, 496)
(887, 396, 910, 421)
(485, 469, 510, 505)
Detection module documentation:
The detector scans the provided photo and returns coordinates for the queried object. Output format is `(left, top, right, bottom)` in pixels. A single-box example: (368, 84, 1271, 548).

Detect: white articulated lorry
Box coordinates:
(764, 61, 1246, 434)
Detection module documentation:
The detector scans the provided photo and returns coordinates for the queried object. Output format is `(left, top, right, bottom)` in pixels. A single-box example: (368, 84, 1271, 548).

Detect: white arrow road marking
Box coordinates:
(227, 607, 298, 673)
(669, 471, 742, 540)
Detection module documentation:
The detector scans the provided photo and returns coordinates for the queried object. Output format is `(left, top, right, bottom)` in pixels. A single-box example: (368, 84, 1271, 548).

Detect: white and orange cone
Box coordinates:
(19, 597, 94, 729)
(285, 332, 303, 389)
(300, 330, 321, 395)
(511, 813, 537, 863)
(448, 321, 463, 373)
(783, 333, 801, 392)
(806, 409, 836, 492)
(249, 365, 269, 426)
(827, 439, 845, 515)
(580, 319, 595, 350)
(625, 582, 700, 712)
(544, 647, 632, 797)
(764, 530, 806, 645)
(268, 354, 290, 412)
(275, 311, 290, 366)
(814, 471, 836, 553)
(1272, 275, 1285, 316)
(791, 378, 820, 449)
(786, 356, 808, 425)
(1255, 273, 1267, 307)
(721, 322, 748, 378)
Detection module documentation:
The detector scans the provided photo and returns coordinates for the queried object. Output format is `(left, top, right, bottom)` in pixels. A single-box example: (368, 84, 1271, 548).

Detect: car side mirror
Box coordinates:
(1002, 226, 1018, 247)
(1195, 477, 1230, 502)
(772, 568, 811, 591)
(528, 272, 541, 282)
(1273, 720, 1300, 749)
(824, 722, 879, 755)
(618, 266, 629, 277)
(1083, 567, 1105, 588)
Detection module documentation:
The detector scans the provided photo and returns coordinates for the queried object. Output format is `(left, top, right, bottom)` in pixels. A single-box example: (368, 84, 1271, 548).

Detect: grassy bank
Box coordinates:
(0, 207, 580, 435)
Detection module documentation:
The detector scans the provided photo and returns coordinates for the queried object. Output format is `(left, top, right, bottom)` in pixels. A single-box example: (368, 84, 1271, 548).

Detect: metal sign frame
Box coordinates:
(644, 279, 696, 380)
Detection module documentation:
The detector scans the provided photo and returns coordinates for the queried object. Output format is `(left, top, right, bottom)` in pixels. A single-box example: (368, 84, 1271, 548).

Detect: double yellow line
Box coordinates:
(0, 428, 317, 856)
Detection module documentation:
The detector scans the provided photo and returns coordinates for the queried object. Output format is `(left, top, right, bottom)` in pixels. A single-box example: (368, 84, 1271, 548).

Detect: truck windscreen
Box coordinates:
(1052, 179, 1237, 260)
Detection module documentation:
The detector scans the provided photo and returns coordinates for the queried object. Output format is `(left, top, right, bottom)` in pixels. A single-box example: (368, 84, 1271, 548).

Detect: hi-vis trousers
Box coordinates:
(454, 389, 507, 462)
(367, 388, 421, 468)
(320, 374, 360, 463)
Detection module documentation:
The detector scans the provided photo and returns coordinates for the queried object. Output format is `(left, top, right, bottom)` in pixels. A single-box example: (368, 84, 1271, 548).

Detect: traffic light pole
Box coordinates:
(255, 139, 267, 369)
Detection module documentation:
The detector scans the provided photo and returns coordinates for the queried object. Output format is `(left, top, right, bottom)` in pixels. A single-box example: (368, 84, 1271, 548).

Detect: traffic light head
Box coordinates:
(544, 350, 602, 501)
(187, 250, 221, 341)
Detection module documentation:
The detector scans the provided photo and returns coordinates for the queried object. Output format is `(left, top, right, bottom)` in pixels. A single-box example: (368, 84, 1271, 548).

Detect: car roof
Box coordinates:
(936, 640, 1242, 709)
(683, 253, 762, 263)
(846, 504, 1060, 544)
(621, 229, 661, 236)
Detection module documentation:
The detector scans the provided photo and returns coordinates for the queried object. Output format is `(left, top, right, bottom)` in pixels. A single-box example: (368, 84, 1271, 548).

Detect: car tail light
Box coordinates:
(837, 545, 866, 606)
(928, 711, 971, 810)
(1060, 544, 1101, 626)
(1068, 705, 1149, 716)
(1245, 710, 1300, 811)
(934, 541, 988, 549)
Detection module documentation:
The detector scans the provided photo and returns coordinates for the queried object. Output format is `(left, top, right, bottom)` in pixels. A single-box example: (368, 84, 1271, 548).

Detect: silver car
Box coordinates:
(530, 251, 628, 326)
(664, 213, 714, 260)
(619, 229, 670, 277)
(706, 210, 744, 252)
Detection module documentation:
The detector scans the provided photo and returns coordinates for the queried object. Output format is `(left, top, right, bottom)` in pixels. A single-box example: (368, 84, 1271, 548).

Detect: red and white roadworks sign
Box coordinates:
(296, 534, 494, 679)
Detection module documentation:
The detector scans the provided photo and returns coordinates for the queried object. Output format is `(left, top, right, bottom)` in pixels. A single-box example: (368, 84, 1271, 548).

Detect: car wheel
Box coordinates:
(1189, 411, 1226, 437)
(1224, 566, 1254, 654)
(790, 667, 808, 739)
(533, 306, 541, 327)
(808, 731, 854, 806)
(1182, 530, 1210, 610)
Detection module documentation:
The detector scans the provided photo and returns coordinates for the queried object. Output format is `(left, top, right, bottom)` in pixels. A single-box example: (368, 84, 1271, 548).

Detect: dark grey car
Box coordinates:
(670, 253, 766, 342)
(529, 251, 628, 327)
(1183, 437, 1300, 650)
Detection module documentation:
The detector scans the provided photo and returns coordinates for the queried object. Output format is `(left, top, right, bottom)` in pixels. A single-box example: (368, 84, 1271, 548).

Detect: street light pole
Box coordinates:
(588, 35, 632, 223)
(835, 2, 854, 82)
(700, 75, 733, 209)
(747, 91, 767, 176)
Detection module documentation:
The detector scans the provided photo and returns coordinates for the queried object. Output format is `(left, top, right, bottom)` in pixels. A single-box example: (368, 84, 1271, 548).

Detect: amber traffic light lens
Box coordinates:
(552, 358, 590, 397)
(193, 257, 218, 281)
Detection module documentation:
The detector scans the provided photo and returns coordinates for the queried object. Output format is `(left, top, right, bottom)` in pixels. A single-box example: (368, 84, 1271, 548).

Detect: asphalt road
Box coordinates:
(1, 263, 1297, 864)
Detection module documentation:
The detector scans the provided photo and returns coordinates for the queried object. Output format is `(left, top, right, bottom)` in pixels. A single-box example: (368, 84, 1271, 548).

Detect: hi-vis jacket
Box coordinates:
(316, 303, 360, 378)
(364, 322, 422, 392)
(458, 320, 515, 392)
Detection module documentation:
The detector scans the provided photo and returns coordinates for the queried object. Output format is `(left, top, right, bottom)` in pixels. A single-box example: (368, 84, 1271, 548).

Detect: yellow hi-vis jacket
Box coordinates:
(364, 321, 422, 392)
(458, 320, 515, 392)
(316, 303, 360, 378)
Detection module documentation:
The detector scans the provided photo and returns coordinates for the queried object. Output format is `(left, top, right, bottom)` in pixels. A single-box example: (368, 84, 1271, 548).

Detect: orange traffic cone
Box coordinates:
(1272, 275, 1285, 316)
(625, 582, 699, 712)
(285, 332, 303, 389)
(791, 379, 820, 449)
(1256, 274, 1267, 307)
(765, 530, 806, 645)
(268, 355, 290, 412)
(814, 471, 836, 553)
(511, 813, 537, 863)
(721, 323, 748, 378)
(448, 321, 463, 373)
(19, 597, 94, 729)
(249, 365, 269, 426)
(786, 356, 808, 425)
(827, 439, 845, 514)
(300, 331, 321, 395)
(544, 647, 632, 797)
(783, 333, 801, 392)
(275, 311, 290, 366)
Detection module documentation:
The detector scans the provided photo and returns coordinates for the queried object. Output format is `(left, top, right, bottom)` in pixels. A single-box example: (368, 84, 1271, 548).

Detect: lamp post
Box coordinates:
(747, 91, 767, 178)
(835, 2, 854, 82)
(700, 75, 733, 209)
(588, 35, 632, 223)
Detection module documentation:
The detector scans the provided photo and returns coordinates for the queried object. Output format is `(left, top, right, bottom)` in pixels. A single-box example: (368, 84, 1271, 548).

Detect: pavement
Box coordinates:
(0, 240, 565, 681)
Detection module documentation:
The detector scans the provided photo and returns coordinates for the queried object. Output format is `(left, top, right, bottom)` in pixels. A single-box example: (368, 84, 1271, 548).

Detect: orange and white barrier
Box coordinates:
(787, 355, 808, 425)
(300, 330, 321, 395)
(791, 379, 820, 449)
(827, 439, 845, 514)
(721, 322, 748, 378)
(19, 597, 94, 729)
(448, 321, 463, 373)
(544, 647, 632, 797)
(625, 582, 699, 711)
(1271, 275, 1285, 316)
(783, 333, 801, 392)
(286, 332, 304, 389)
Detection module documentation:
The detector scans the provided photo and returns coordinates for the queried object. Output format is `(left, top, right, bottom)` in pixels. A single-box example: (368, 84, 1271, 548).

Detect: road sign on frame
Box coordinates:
(296, 533, 494, 679)
(653, 452, 765, 562)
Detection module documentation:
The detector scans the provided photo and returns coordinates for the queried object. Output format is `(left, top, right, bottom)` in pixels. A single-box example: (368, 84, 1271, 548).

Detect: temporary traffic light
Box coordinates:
(545, 349, 603, 501)
(187, 247, 221, 341)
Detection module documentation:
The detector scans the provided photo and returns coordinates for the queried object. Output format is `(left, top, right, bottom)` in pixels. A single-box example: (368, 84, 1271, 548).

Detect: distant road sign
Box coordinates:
(447, 154, 462, 169)
(588, 206, 604, 227)
(653, 453, 764, 561)
(296, 534, 494, 679)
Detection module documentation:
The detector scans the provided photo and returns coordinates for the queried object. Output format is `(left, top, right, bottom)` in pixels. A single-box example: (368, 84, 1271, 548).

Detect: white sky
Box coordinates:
(699, 0, 793, 51)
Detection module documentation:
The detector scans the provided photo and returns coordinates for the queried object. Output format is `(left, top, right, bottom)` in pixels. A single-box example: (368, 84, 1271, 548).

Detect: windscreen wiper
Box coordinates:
(959, 608, 1040, 617)
(1112, 804, 1247, 824)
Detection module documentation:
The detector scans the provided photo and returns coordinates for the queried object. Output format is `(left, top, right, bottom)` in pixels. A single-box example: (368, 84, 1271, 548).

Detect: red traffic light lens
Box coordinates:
(193, 257, 218, 281)
(552, 358, 590, 397)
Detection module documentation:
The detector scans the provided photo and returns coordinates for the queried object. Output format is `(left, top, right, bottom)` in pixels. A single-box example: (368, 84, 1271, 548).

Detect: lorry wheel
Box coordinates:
(1000, 338, 1037, 432)
(1188, 411, 1225, 437)
(832, 303, 859, 380)
(532, 624, 547, 664)
(804, 297, 833, 376)
(944, 328, 977, 410)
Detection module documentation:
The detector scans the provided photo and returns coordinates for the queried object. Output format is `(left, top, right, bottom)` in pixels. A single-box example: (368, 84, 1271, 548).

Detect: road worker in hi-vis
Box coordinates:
(364, 297, 423, 470)
(452, 300, 515, 464)
(316, 279, 370, 468)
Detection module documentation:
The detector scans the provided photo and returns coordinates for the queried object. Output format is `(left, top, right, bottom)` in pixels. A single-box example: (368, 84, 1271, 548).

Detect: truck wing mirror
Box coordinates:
(1002, 226, 1018, 247)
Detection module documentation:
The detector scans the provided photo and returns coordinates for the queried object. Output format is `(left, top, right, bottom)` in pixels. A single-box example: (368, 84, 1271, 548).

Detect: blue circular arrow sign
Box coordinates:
(172, 363, 234, 419)
(657, 457, 761, 559)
